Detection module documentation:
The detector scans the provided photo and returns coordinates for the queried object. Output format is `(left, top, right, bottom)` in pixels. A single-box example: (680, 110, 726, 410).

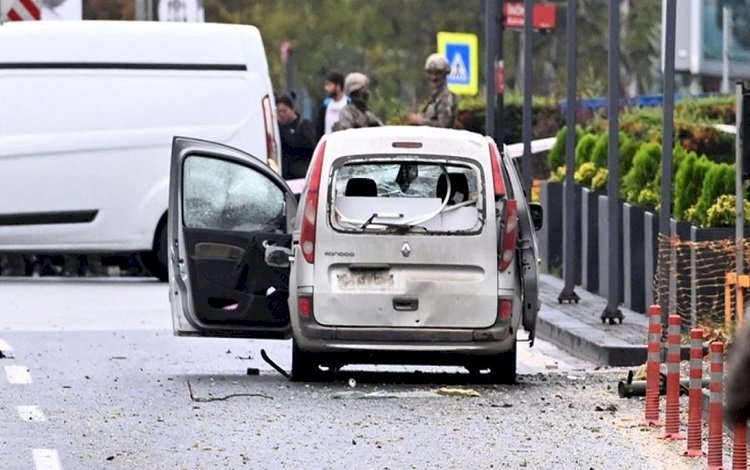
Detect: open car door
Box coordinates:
(169, 137, 297, 339)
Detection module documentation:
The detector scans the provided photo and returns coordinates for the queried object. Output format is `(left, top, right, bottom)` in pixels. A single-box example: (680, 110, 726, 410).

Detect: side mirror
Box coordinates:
(264, 244, 292, 268)
(529, 202, 543, 231)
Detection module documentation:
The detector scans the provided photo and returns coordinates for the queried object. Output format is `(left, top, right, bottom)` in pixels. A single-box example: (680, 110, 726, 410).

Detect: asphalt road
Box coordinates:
(0, 279, 710, 469)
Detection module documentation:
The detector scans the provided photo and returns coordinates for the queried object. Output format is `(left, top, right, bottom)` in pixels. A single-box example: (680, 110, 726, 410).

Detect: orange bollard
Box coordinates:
(684, 328, 705, 456)
(707, 341, 725, 470)
(732, 421, 747, 470)
(662, 314, 685, 439)
(644, 304, 662, 427)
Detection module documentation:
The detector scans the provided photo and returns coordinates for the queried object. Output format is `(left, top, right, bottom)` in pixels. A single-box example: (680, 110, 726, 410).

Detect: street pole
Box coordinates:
(485, 0, 498, 140)
(496, 1, 505, 144)
(521, 0, 533, 194)
(602, 0, 623, 324)
(658, 0, 676, 324)
(722, 6, 732, 94)
(135, 0, 145, 20)
(736, 82, 745, 313)
(558, 0, 580, 304)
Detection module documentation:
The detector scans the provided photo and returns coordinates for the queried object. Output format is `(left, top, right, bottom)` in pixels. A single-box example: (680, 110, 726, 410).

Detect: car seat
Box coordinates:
(436, 173, 469, 205)
(344, 177, 378, 197)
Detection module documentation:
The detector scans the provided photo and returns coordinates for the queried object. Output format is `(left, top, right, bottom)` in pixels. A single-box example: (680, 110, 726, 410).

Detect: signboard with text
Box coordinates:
(503, 3, 556, 31)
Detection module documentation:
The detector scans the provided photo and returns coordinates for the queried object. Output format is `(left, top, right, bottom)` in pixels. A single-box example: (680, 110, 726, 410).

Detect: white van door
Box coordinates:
(169, 137, 296, 339)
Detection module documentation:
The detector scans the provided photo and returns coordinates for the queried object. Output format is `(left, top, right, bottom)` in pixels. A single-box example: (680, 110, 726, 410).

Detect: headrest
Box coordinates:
(436, 173, 469, 205)
(344, 177, 377, 197)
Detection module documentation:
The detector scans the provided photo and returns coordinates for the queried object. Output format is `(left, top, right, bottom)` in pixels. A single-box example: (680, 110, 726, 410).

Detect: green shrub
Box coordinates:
(575, 133, 598, 167)
(548, 125, 583, 170)
(549, 165, 566, 182)
(591, 167, 608, 191)
(637, 186, 660, 207)
(705, 194, 750, 228)
(694, 162, 735, 226)
(673, 149, 710, 220)
(574, 162, 598, 186)
(619, 136, 640, 178)
(622, 142, 662, 203)
(590, 133, 609, 168)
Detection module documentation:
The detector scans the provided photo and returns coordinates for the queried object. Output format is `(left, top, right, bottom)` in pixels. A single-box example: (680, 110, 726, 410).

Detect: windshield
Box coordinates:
(330, 158, 484, 234)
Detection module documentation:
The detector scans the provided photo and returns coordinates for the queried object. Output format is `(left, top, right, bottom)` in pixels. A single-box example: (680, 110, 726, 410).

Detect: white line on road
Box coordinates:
(32, 449, 61, 470)
(0, 338, 14, 352)
(17, 406, 47, 422)
(5, 365, 32, 384)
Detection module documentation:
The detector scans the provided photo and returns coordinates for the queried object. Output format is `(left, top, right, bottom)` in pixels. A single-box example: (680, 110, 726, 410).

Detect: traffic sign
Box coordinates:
(503, 3, 556, 31)
(437, 32, 478, 96)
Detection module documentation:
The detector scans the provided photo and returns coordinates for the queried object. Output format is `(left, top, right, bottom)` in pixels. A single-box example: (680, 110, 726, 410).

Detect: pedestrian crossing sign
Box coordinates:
(437, 32, 478, 96)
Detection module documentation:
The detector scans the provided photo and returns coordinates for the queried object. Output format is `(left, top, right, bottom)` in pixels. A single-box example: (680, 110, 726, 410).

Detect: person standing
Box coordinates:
(316, 72, 348, 138)
(407, 53, 458, 128)
(331, 72, 382, 131)
(726, 320, 750, 425)
(276, 95, 316, 179)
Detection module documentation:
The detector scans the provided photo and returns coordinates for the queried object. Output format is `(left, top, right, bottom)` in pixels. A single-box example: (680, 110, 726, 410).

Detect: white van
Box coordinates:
(0, 21, 280, 280)
(169, 127, 543, 384)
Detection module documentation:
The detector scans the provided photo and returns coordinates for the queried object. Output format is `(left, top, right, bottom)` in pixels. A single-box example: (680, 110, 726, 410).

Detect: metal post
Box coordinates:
(602, 0, 623, 324)
(286, 47, 295, 95)
(722, 6, 732, 94)
(135, 0, 146, 20)
(485, 0, 498, 139)
(737, 82, 745, 310)
(521, 0, 533, 194)
(558, 0, 580, 303)
(496, 0, 505, 144)
(658, 0, 676, 322)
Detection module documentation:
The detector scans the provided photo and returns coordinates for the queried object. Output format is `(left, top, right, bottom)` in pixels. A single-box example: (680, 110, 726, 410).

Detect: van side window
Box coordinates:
(183, 156, 284, 232)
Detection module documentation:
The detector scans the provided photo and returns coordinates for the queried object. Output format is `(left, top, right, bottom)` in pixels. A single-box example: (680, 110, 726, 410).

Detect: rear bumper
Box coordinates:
(296, 317, 515, 356)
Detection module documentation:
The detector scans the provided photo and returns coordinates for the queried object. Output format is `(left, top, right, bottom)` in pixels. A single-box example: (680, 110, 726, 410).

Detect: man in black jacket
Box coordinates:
(276, 95, 316, 179)
(726, 320, 750, 425)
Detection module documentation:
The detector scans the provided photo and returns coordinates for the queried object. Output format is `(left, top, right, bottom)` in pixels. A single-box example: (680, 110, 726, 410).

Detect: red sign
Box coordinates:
(503, 3, 556, 31)
(5, 0, 41, 20)
(495, 61, 505, 95)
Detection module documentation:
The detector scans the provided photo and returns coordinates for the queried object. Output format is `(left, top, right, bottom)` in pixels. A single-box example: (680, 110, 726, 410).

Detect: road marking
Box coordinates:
(5, 365, 32, 384)
(32, 449, 61, 470)
(18, 406, 47, 422)
(0, 338, 14, 353)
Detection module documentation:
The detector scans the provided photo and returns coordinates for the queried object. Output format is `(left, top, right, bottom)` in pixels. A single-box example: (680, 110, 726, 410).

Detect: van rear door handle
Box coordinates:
(393, 297, 418, 311)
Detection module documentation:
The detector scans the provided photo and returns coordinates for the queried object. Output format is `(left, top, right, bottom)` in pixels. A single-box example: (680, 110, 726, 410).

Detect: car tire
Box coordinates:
(291, 339, 321, 382)
(488, 340, 517, 385)
(139, 216, 168, 282)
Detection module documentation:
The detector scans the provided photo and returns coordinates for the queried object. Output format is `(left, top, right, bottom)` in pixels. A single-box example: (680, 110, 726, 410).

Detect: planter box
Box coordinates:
(623, 203, 646, 313)
(597, 194, 623, 301)
(644, 211, 659, 308)
(580, 187, 600, 292)
(538, 181, 563, 274)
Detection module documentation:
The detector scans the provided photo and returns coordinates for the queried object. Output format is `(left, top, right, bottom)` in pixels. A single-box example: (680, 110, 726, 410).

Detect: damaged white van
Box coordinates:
(169, 126, 542, 383)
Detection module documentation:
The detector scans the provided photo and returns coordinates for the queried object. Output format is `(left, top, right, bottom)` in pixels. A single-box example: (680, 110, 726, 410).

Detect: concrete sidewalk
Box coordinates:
(535, 274, 649, 367)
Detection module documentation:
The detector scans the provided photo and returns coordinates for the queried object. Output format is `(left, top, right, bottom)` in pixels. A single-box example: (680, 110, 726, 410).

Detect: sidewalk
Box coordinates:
(535, 274, 649, 367)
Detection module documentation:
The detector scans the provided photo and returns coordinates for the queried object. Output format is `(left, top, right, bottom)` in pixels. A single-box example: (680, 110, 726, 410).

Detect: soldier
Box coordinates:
(407, 53, 458, 128)
(726, 321, 750, 424)
(331, 72, 383, 131)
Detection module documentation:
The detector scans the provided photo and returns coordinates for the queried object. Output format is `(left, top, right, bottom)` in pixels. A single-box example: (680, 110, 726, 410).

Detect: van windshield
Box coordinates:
(330, 158, 484, 234)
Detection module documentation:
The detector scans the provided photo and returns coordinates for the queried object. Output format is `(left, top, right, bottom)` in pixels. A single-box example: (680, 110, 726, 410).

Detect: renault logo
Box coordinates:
(401, 242, 411, 257)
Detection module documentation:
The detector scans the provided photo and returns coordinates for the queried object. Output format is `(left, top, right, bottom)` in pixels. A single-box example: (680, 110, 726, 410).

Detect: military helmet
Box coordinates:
(344, 72, 369, 95)
(425, 53, 450, 74)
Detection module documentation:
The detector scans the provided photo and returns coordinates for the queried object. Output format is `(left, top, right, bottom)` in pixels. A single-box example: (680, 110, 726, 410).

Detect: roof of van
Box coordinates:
(0, 21, 266, 65)
(323, 126, 491, 160)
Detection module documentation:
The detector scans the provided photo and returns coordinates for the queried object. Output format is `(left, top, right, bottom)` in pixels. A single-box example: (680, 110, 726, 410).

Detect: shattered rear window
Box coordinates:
(329, 158, 484, 234)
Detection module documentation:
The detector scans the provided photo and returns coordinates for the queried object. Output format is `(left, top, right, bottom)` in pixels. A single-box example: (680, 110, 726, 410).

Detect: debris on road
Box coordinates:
(186, 380, 273, 402)
(436, 387, 481, 398)
(260, 349, 291, 379)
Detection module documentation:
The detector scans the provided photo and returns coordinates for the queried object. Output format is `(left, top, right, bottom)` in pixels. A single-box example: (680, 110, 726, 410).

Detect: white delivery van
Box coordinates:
(0, 21, 281, 280)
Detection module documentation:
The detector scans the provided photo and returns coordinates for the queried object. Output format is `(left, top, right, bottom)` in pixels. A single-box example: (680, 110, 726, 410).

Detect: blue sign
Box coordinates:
(437, 32, 478, 95)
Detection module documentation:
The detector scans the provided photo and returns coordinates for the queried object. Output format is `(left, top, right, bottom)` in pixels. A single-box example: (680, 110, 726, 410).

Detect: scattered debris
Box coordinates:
(246, 368, 260, 376)
(260, 349, 290, 379)
(331, 390, 440, 399)
(436, 387, 481, 398)
(594, 404, 618, 413)
(348, 378, 357, 388)
(109, 356, 127, 361)
(186, 380, 272, 402)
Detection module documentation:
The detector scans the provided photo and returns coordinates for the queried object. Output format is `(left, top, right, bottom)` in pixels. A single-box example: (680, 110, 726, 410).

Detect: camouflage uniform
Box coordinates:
(331, 105, 382, 131)
(421, 85, 458, 128)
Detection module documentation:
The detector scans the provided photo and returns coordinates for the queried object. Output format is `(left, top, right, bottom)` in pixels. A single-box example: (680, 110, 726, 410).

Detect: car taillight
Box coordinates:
(498, 299, 513, 321)
(488, 140, 506, 197)
(262, 95, 279, 171)
(299, 140, 327, 264)
(298, 295, 313, 318)
(498, 199, 518, 272)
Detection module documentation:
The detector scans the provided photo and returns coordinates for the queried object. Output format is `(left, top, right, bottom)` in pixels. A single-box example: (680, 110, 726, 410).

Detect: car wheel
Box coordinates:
(291, 339, 322, 382)
(139, 216, 168, 282)
(488, 340, 517, 385)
